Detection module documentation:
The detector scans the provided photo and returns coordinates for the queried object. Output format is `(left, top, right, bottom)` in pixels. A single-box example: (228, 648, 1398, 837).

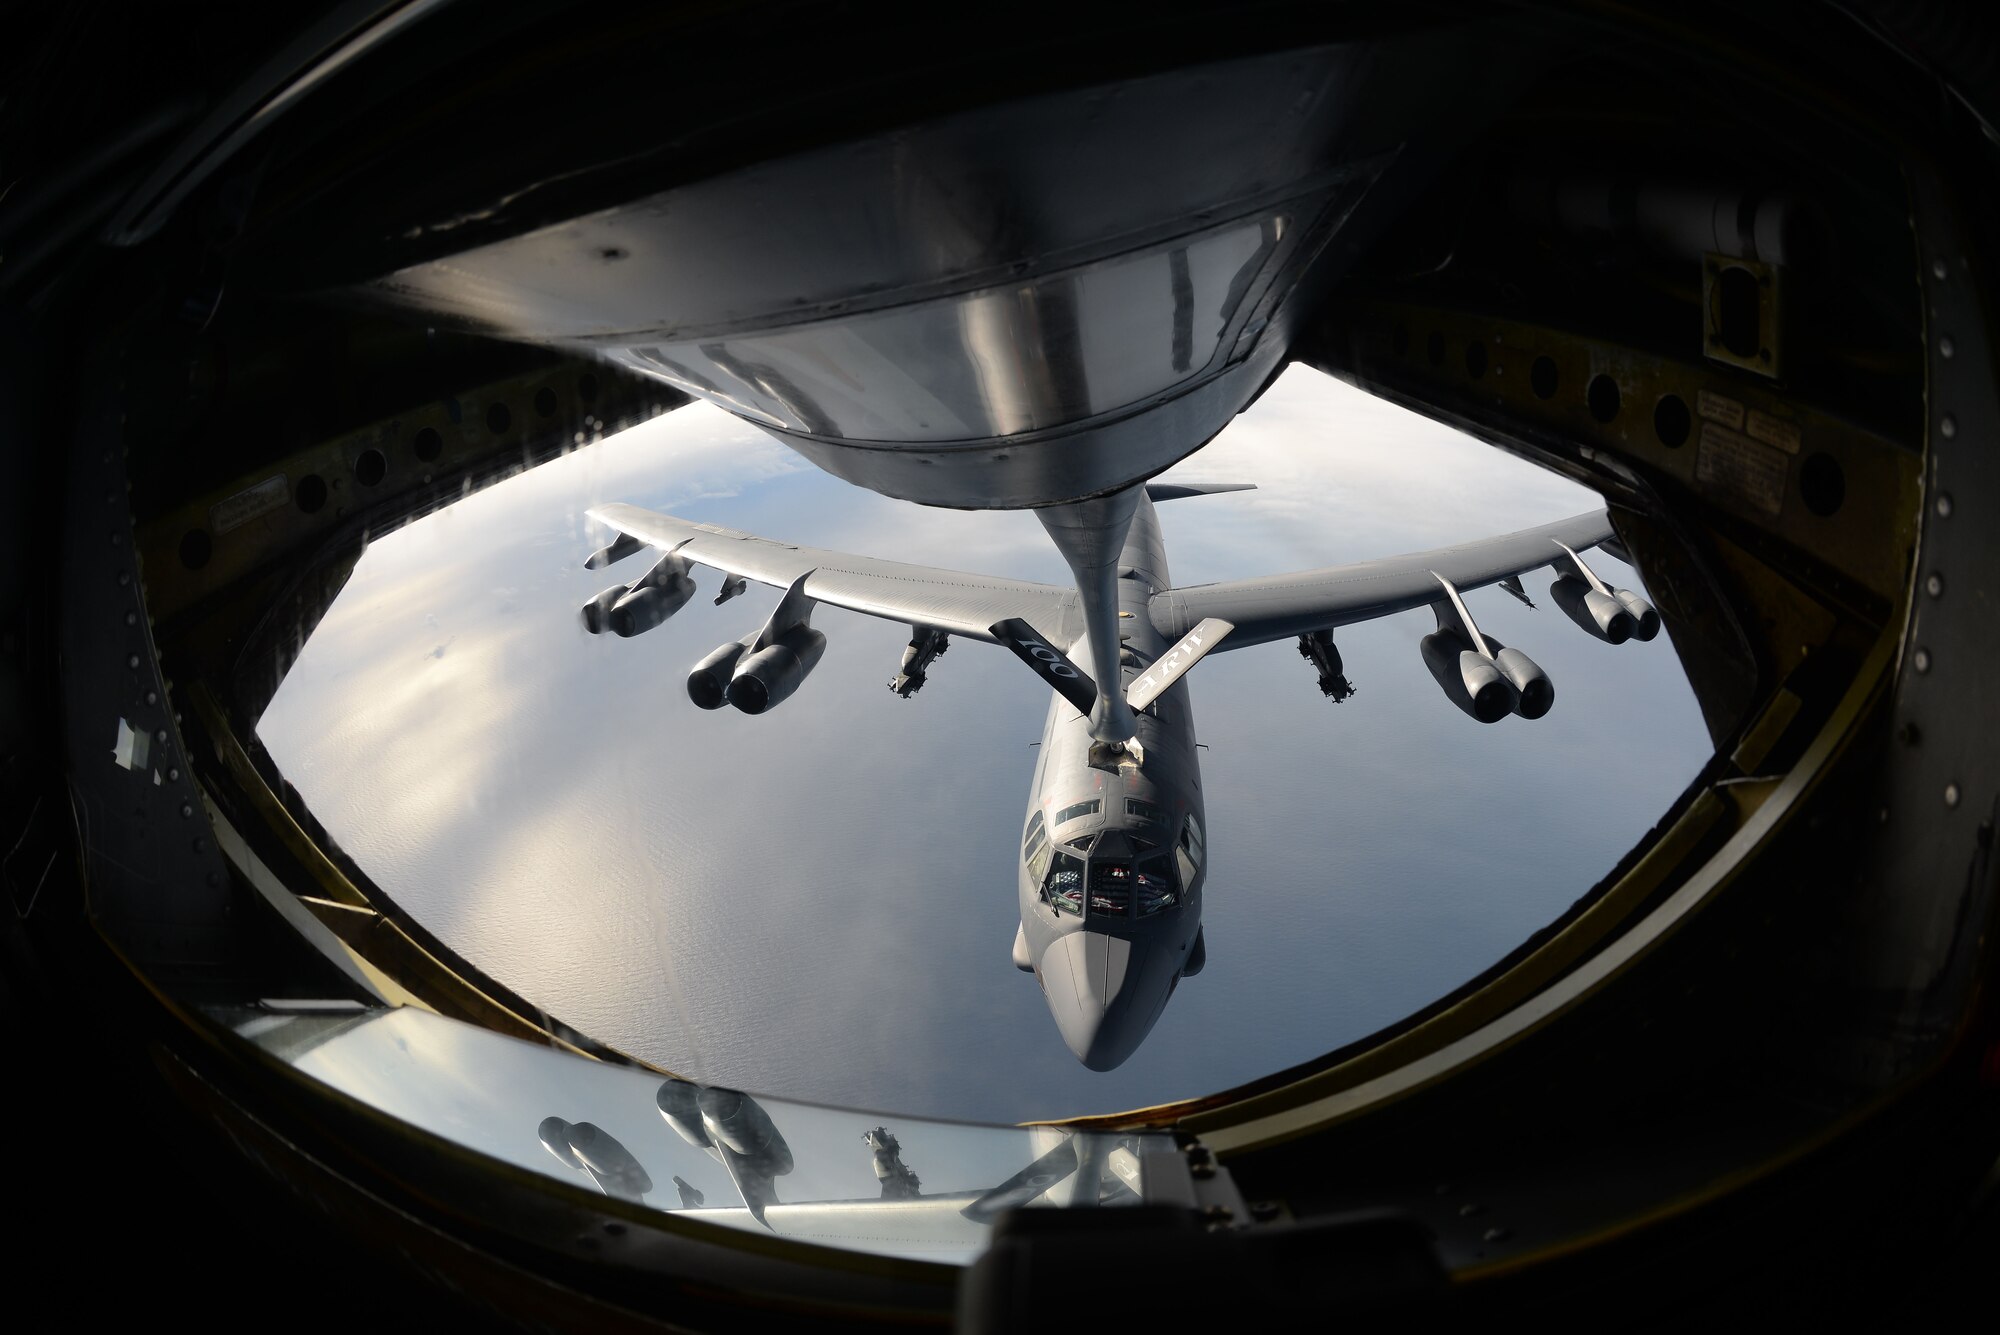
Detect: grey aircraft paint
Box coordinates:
(1015, 491, 1208, 1070)
(585, 480, 1643, 1071)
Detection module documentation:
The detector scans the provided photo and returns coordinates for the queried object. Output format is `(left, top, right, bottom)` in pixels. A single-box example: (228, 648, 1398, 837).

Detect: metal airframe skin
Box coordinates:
(1017, 492, 1207, 1071)
(583, 489, 1651, 1070)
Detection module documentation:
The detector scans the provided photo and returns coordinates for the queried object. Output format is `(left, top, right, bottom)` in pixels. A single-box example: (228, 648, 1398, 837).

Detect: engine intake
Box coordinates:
(687, 637, 754, 709)
(728, 625, 827, 714)
(1485, 637, 1555, 719)
(607, 574, 696, 636)
(1421, 629, 1513, 723)
(696, 1086, 794, 1178)
(1550, 575, 1635, 644)
(580, 584, 627, 634)
(1612, 588, 1661, 641)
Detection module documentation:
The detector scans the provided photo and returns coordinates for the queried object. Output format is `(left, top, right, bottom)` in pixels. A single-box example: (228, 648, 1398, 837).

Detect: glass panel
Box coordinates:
(244, 362, 1710, 1144)
(1089, 861, 1133, 917)
(1125, 798, 1169, 827)
(1179, 814, 1205, 866)
(1136, 855, 1177, 917)
(1026, 840, 1052, 886)
(1046, 853, 1084, 916)
(1022, 810, 1045, 851)
(214, 1003, 1174, 1265)
(1055, 799, 1101, 826)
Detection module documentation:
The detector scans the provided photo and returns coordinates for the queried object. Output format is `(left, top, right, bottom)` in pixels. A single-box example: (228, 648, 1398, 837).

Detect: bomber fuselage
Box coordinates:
(1015, 494, 1208, 1070)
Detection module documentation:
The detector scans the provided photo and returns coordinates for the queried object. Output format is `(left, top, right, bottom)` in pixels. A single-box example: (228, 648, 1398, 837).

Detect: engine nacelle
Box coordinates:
(1420, 629, 1513, 723)
(655, 1079, 713, 1151)
(697, 1085, 794, 1178)
(607, 574, 696, 637)
(579, 584, 627, 634)
(1612, 588, 1661, 641)
(1550, 575, 1635, 644)
(727, 625, 827, 714)
(687, 637, 754, 709)
(1484, 638, 1555, 720)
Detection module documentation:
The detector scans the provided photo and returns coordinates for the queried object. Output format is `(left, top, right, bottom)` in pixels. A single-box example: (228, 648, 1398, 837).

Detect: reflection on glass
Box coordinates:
(219, 1004, 1173, 1264)
(255, 367, 1711, 1122)
(539, 1116, 653, 1202)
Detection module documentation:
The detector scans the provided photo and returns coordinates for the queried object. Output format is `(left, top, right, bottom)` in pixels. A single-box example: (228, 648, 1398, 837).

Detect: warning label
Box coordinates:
(1745, 409, 1803, 454)
(1697, 423, 1787, 516)
(1697, 389, 1746, 431)
(210, 474, 289, 535)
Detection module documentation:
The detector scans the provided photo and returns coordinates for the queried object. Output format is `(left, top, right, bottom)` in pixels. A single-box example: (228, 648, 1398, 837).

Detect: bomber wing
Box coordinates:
(587, 502, 1073, 643)
(1153, 510, 1619, 648)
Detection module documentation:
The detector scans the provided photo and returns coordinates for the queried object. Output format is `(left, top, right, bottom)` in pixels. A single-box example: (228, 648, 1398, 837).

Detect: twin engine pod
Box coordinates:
(686, 625, 828, 714)
(656, 1078, 794, 1180)
(1420, 629, 1554, 723)
(580, 553, 697, 637)
(1550, 575, 1660, 644)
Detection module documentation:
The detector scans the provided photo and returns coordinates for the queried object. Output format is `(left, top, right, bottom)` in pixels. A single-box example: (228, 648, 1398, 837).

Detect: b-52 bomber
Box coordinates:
(580, 481, 1658, 1070)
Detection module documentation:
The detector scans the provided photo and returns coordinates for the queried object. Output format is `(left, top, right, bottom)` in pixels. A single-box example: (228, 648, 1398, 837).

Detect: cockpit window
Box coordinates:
(1064, 835, 1095, 853)
(1045, 853, 1084, 916)
(1136, 854, 1177, 916)
(1054, 799, 1101, 826)
(1176, 814, 1205, 888)
(1024, 813, 1052, 885)
(1089, 861, 1133, 917)
(1125, 798, 1169, 827)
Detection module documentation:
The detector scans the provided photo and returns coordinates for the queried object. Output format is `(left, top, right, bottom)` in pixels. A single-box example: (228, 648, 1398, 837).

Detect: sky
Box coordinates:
(258, 365, 1712, 1126)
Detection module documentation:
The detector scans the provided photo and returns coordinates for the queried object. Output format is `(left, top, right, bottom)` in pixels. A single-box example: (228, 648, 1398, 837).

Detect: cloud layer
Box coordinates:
(260, 367, 1712, 1123)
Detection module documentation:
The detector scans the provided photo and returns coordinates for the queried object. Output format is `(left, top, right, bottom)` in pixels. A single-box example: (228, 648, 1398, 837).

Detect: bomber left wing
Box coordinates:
(1151, 509, 1659, 723)
(586, 502, 1074, 643)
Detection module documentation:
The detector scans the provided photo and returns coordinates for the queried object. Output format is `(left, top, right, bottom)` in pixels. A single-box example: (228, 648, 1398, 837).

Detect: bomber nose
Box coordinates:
(1042, 931, 1146, 1071)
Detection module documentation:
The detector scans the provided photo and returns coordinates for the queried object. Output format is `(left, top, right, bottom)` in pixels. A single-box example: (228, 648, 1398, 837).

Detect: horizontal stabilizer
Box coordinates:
(1127, 618, 1233, 712)
(991, 618, 1098, 717)
(1144, 481, 1256, 503)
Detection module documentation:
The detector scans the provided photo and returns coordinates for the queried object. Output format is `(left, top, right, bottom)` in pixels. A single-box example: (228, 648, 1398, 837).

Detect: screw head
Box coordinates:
(1914, 648, 1932, 673)
(1940, 336, 1956, 359)
(1945, 783, 1961, 808)
(1934, 258, 1949, 280)
(1940, 415, 1958, 440)
(1936, 493, 1954, 518)
(1927, 573, 1946, 598)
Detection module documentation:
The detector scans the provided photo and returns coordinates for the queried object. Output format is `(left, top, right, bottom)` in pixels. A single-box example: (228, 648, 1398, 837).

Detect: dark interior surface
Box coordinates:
(4, 1, 1998, 1327)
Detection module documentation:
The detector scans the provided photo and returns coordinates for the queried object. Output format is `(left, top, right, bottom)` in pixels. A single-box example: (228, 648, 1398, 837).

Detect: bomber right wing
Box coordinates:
(1152, 511, 1623, 649)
